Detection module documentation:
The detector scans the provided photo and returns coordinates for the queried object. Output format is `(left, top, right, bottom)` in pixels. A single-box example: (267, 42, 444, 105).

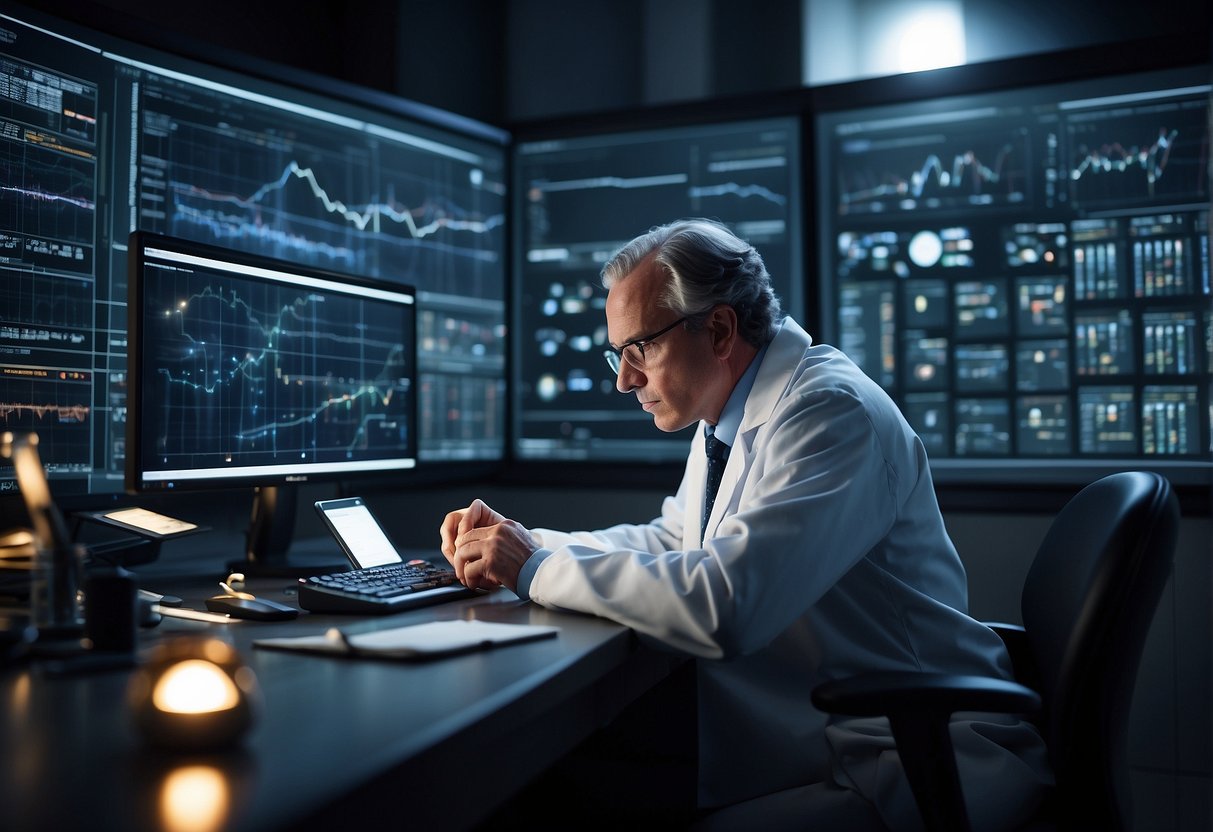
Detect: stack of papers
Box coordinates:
(254, 619, 559, 661)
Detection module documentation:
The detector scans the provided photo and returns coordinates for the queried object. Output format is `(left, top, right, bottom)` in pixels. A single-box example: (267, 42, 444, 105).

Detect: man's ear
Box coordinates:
(708, 304, 738, 359)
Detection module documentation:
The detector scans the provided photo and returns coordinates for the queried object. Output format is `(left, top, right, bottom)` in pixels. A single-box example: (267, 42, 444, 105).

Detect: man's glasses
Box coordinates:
(603, 316, 689, 375)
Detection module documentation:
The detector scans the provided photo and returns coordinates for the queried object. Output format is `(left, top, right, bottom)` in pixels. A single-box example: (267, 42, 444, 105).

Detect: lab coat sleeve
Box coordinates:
(525, 385, 902, 659)
(531, 476, 690, 555)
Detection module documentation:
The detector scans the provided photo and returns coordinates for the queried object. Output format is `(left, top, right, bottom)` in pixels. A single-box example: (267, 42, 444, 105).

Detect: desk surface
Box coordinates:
(0, 575, 672, 831)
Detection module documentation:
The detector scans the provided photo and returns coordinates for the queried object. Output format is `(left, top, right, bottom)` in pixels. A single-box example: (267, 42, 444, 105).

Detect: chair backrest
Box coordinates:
(1021, 470, 1179, 830)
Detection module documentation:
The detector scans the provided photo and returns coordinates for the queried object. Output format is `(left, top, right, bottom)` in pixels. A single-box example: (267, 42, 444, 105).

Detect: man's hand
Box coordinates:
(440, 498, 504, 561)
(439, 499, 538, 591)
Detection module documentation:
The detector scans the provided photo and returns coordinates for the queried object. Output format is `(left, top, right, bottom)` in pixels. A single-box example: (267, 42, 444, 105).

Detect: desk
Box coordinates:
(0, 575, 676, 831)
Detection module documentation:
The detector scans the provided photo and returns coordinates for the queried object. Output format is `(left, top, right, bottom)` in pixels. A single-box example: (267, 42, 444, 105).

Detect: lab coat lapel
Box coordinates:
(700, 318, 813, 543)
(685, 427, 710, 550)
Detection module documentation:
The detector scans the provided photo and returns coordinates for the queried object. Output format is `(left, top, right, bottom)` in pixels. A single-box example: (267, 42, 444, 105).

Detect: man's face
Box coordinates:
(604, 257, 721, 432)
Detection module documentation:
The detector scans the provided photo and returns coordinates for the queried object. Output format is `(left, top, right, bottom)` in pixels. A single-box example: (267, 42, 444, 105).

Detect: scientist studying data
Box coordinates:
(440, 218, 1051, 830)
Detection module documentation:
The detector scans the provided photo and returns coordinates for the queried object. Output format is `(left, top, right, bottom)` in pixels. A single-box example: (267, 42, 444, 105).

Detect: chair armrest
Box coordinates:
(984, 620, 1023, 654)
(983, 622, 1042, 694)
(812, 671, 1041, 718)
(812, 672, 1041, 832)
(985, 620, 1026, 642)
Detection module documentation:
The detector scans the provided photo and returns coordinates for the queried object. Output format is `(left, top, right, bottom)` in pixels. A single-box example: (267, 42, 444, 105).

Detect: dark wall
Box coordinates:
(24, 0, 397, 92)
(394, 0, 506, 124)
(503, 0, 802, 121)
(710, 0, 801, 97)
(503, 0, 645, 122)
(963, 0, 1212, 63)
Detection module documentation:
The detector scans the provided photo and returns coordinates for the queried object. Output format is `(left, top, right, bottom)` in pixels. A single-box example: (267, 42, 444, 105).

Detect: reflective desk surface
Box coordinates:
(0, 573, 673, 831)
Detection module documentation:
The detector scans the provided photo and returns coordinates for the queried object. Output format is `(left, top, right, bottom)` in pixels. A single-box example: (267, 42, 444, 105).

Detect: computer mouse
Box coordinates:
(205, 594, 299, 621)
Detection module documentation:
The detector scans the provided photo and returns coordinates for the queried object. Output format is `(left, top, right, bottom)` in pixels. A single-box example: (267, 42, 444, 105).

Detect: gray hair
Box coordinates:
(601, 218, 782, 347)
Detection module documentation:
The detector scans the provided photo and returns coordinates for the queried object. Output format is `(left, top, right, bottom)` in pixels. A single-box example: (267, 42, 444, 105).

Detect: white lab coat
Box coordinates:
(525, 318, 1051, 830)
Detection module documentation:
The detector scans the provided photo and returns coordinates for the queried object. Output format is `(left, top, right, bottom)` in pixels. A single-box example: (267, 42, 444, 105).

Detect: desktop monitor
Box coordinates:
(512, 117, 803, 465)
(0, 4, 507, 510)
(127, 232, 417, 569)
(814, 59, 1212, 485)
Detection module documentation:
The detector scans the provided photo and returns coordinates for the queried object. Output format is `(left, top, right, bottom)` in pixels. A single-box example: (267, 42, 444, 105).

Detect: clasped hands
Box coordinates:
(439, 499, 539, 592)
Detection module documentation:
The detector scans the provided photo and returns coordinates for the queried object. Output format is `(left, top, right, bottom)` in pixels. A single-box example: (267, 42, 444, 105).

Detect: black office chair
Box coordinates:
(812, 470, 1180, 832)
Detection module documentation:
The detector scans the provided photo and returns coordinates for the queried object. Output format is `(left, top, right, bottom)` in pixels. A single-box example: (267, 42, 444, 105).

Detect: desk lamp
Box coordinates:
(0, 431, 85, 638)
(128, 637, 261, 750)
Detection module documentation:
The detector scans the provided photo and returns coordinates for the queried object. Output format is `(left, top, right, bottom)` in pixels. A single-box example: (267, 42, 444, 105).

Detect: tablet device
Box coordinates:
(314, 497, 406, 569)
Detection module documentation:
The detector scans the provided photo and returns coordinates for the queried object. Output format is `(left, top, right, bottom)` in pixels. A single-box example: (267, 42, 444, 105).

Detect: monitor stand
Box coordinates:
(226, 485, 343, 578)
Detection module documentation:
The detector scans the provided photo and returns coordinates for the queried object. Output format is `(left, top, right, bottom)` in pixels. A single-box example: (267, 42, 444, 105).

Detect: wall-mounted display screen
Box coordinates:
(513, 118, 803, 462)
(0, 6, 507, 498)
(816, 65, 1211, 484)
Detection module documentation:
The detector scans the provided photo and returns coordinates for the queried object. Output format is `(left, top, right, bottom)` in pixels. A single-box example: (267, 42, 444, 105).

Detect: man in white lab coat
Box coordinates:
(441, 219, 1051, 830)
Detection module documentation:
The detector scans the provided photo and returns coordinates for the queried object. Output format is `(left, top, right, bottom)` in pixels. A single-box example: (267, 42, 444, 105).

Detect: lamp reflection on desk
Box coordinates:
(128, 637, 261, 750)
(159, 765, 231, 832)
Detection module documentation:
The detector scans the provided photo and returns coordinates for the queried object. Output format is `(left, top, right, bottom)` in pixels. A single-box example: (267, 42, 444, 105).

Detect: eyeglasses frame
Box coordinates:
(603, 315, 693, 375)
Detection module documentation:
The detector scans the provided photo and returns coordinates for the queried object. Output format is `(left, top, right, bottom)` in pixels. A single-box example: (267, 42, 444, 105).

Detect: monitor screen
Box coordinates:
(815, 64, 1212, 484)
(127, 233, 416, 491)
(513, 117, 803, 463)
(0, 6, 507, 500)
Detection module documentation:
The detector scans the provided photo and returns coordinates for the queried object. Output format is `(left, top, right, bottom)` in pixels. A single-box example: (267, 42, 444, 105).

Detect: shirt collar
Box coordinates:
(707, 341, 768, 447)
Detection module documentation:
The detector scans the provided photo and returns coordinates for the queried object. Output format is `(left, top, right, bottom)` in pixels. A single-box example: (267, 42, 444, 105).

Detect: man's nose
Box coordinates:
(616, 360, 642, 393)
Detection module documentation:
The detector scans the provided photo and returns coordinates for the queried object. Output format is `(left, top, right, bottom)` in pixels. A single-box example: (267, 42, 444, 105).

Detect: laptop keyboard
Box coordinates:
(297, 560, 475, 614)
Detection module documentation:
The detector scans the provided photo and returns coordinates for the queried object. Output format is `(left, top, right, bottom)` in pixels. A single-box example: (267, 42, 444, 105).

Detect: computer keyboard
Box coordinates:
(297, 560, 476, 614)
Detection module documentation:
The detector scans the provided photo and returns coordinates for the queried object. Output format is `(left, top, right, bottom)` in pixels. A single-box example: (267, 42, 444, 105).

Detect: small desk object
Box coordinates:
(0, 578, 673, 831)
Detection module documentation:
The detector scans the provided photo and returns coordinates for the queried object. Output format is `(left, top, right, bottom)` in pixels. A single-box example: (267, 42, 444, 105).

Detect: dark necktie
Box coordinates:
(702, 428, 730, 543)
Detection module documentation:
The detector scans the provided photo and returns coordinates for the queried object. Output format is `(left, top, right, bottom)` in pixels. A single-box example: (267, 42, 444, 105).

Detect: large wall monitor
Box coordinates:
(513, 118, 803, 463)
(815, 65, 1211, 484)
(0, 6, 507, 499)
